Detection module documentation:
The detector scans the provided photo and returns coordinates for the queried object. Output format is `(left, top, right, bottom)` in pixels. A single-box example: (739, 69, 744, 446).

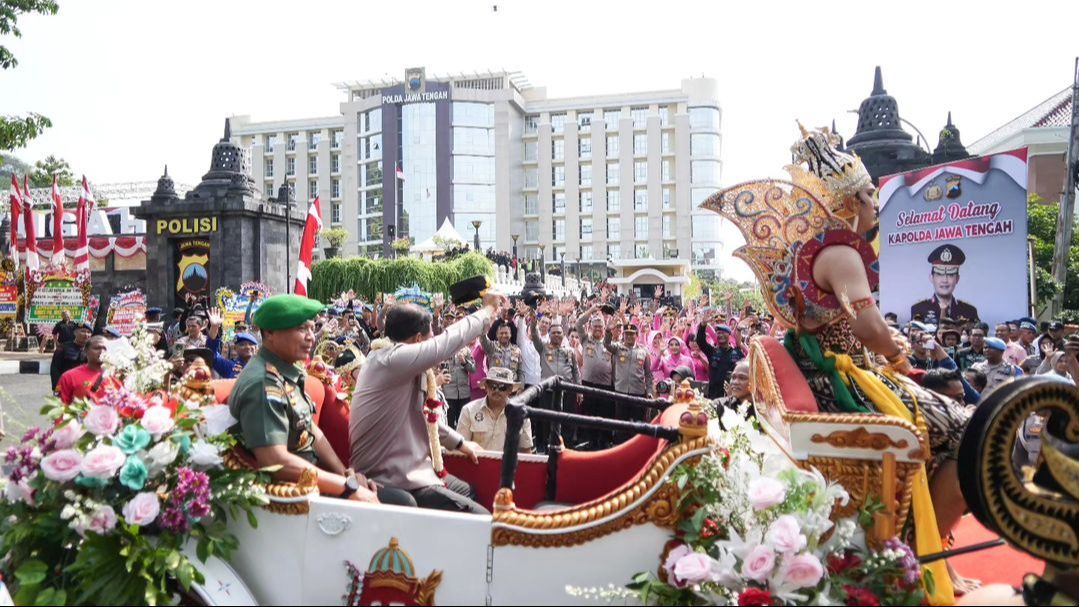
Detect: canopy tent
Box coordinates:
(411, 218, 467, 255)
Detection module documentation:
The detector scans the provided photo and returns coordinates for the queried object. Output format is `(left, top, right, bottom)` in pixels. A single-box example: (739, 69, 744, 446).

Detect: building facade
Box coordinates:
(230, 68, 724, 275)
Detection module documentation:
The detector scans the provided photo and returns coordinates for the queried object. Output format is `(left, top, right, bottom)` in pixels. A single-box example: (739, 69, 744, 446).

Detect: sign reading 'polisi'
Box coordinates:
(155, 217, 219, 235)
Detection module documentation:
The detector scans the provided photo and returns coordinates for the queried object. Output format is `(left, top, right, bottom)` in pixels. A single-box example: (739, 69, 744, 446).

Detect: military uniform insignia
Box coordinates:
(619, 355, 627, 363)
(547, 353, 554, 363)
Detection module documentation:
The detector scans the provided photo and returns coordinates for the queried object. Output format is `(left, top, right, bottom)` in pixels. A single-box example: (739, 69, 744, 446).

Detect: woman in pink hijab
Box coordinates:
(652, 336, 695, 380)
(647, 330, 666, 358)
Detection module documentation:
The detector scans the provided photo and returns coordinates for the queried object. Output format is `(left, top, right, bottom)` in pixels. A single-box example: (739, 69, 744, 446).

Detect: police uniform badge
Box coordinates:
(924, 184, 943, 201)
(547, 353, 554, 363)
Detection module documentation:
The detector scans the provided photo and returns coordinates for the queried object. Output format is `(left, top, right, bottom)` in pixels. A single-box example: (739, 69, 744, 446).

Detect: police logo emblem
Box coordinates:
(941, 247, 953, 263)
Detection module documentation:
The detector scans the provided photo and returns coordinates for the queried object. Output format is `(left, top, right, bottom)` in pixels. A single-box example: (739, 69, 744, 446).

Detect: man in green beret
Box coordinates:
(229, 294, 411, 505)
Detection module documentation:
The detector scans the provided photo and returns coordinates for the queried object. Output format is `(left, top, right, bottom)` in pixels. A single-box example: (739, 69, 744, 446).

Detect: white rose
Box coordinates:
(140, 406, 175, 437)
(40, 449, 83, 483)
(144, 440, 179, 478)
(200, 405, 237, 437)
(50, 421, 84, 450)
(188, 441, 222, 468)
(766, 515, 807, 554)
(79, 445, 126, 480)
(84, 405, 120, 437)
(747, 477, 786, 510)
(121, 492, 160, 526)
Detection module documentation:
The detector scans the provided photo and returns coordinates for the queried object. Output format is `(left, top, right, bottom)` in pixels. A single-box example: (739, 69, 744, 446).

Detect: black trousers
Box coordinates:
(445, 398, 471, 429)
(580, 380, 614, 450)
(380, 474, 489, 514)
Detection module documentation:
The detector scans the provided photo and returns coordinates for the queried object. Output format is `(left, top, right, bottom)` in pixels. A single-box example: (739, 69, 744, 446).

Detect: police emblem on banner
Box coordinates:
(175, 238, 211, 300)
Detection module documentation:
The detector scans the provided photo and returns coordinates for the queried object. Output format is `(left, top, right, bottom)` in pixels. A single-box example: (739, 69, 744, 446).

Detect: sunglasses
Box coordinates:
(931, 267, 959, 277)
(486, 382, 513, 393)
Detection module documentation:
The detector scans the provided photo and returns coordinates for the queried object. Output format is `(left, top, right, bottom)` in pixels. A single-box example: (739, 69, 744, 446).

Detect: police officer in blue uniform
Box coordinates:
(909, 243, 979, 325)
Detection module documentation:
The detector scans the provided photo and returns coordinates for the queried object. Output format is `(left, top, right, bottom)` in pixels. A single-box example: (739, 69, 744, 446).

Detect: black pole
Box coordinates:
(918, 539, 1006, 564)
(277, 183, 292, 294)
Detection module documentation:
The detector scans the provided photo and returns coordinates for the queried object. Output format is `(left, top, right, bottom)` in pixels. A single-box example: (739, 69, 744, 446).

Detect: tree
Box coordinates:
(0, 152, 31, 184)
(1028, 195, 1079, 319)
(29, 154, 73, 187)
(1, 1, 60, 151)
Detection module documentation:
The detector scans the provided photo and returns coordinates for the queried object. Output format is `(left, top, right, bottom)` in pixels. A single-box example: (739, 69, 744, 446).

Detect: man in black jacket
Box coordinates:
(696, 312, 744, 400)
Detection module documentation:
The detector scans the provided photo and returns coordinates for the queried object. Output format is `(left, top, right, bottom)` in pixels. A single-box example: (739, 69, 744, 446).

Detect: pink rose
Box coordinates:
(122, 492, 160, 526)
(83, 505, 117, 536)
(747, 477, 786, 510)
(79, 445, 125, 479)
(766, 515, 807, 554)
(40, 449, 83, 483)
(140, 406, 175, 437)
(84, 405, 120, 436)
(780, 553, 824, 589)
(663, 544, 693, 588)
(50, 421, 84, 450)
(672, 552, 722, 586)
(740, 544, 776, 582)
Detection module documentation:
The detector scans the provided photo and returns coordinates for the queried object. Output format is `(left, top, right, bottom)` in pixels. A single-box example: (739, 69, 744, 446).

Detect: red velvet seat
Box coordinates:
(754, 336, 819, 413)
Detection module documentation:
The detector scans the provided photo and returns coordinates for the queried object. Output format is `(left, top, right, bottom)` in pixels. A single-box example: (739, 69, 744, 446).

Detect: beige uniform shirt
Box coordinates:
(456, 397, 534, 453)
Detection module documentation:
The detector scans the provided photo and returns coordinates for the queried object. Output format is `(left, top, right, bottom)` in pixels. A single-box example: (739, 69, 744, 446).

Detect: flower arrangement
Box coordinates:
(0, 326, 267, 605)
(571, 405, 926, 606)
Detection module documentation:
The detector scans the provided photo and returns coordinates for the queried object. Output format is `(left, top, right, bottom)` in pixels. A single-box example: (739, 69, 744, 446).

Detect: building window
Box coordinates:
(662, 159, 672, 182)
(332, 178, 341, 199)
(526, 221, 539, 241)
(365, 189, 383, 214)
(553, 139, 564, 160)
(286, 157, 296, 176)
(631, 107, 648, 129)
(634, 188, 648, 210)
(525, 193, 538, 215)
(605, 110, 621, 130)
(606, 135, 619, 157)
(309, 180, 318, 200)
(525, 115, 539, 134)
(691, 133, 720, 156)
(331, 202, 342, 224)
(363, 108, 382, 133)
(581, 191, 593, 212)
(265, 134, 276, 152)
(663, 215, 673, 238)
(524, 141, 537, 162)
(608, 217, 620, 240)
(554, 192, 566, 213)
(264, 180, 274, 195)
(308, 156, 318, 175)
(607, 190, 620, 212)
(659, 106, 670, 127)
(579, 138, 591, 159)
(607, 162, 619, 185)
(635, 216, 648, 239)
(663, 187, 673, 209)
(524, 168, 538, 189)
(579, 164, 592, 186)
(633, 133, 647, 155)
(689, 107, 721, 130)
(264, 158, 273, 177)
(364, 161, 382, 187)
(331, 153, 341, 173)
(287, 133, 299, 151)
(363, 133, 383, 161)
(308, 132, 321, 149)
(692, 160, 720, 184)
(608, 243, 621, 259)
(580, 217, 593, 238)
(581, 244, 593, 260)
(553, 218, 565, 241)
(662, 132, 672, 154)
(635, 243, 649, 259)
(332, 130, 343, 149)
(634, 161, 647, 183)
(550, 113, 566, 133)
(553, 165, 565, 188)
(453, 102, 494, 127)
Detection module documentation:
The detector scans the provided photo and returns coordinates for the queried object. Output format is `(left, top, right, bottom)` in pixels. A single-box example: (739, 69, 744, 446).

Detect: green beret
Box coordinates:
(252, 294, 324, 330)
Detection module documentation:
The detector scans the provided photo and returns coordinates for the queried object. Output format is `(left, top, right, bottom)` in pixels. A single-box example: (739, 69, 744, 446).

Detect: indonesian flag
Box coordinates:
(294, 195, 322, 296)
(7, 175, 20, 268)
(50, 175, 64, 265)
(21, 176, 38, 271)
(74, 176, 92, 272)
(395, 161, 405, 181)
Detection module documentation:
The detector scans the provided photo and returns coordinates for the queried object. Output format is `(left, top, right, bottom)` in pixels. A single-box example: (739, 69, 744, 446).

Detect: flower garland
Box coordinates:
(569, 405, 926, 606)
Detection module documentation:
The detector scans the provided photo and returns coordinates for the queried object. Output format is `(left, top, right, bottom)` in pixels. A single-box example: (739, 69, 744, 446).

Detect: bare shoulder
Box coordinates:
(811, 244, 869, 292)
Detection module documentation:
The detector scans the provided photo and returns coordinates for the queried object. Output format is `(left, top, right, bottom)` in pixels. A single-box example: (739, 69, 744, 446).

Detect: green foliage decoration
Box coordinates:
(309, 251, 494, 302)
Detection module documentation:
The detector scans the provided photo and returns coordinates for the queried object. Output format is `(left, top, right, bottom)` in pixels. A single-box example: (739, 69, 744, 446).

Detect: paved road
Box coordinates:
(0, 374, 52, 449)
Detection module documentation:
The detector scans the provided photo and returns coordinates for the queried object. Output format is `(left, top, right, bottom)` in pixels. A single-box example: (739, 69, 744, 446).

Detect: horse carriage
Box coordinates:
(183, 335, 939, 606)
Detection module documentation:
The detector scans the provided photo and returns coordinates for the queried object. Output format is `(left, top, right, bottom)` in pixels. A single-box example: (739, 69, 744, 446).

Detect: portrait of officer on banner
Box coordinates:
(910, 243, 979, 324)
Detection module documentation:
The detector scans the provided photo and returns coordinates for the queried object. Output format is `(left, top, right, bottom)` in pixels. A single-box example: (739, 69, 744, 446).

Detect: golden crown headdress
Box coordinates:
(788, 122, 873, 220)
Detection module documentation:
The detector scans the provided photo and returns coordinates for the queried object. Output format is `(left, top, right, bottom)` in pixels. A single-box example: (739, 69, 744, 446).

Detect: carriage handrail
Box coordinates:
(499, 377, 680, 493)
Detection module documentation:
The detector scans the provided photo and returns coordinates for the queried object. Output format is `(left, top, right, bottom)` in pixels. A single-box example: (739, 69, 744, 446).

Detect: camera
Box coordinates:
(655, 380, 673, 395)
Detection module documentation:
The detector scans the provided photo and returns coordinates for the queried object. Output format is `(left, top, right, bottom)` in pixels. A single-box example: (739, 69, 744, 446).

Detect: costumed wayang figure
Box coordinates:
(701, 124, 973, 604)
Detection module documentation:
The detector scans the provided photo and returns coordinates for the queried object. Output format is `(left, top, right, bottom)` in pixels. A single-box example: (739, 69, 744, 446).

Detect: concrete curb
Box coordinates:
(0, 360, 51, 376)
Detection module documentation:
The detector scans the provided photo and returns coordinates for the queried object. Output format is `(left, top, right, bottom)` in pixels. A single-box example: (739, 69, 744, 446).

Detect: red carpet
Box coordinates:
(948, 515, 1043, 587)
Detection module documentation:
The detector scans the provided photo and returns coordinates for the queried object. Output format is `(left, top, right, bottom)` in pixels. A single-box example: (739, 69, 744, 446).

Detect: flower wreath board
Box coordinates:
(25, 263, 93, 331)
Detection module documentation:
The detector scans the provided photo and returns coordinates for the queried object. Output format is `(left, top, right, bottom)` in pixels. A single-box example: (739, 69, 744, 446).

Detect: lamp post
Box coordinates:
(276, 183, 293, 293)
(560, 251, 566, 287)
(471, 220, 482, 252)
(539, 243, 547, 281)
(511, 233, 520, 280)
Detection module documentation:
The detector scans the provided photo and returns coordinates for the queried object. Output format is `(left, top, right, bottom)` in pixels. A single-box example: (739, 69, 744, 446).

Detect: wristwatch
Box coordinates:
(339, 469, 360, 499)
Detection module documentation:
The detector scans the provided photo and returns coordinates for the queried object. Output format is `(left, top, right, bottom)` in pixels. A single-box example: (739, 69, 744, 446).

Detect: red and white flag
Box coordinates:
(294, 195, 323, 296)
(50, 175, 65, 266)
(7, 175, 20, 269)
(395, 161, 405, 181)
(21, 176, 38, 271)
(73, 176, 92, 272)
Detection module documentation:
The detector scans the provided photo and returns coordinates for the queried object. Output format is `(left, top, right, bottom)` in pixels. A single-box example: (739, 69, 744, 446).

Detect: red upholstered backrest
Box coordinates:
(444, 452, 549, 511)
(317, 390, 351, 464)
(755, 336, 819, 413)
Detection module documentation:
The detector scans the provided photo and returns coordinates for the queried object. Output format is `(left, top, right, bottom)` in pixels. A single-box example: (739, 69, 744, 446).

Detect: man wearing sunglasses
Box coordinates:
(910, 243, 979, 326)
(456, 367, 534, 453)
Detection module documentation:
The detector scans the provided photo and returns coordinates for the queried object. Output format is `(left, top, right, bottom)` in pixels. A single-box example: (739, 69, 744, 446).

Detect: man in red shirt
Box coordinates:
(56, 336, 117, 404)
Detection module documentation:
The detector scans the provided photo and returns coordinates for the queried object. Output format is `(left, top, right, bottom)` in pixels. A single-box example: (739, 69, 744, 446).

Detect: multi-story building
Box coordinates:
(231, 68, 724, 275)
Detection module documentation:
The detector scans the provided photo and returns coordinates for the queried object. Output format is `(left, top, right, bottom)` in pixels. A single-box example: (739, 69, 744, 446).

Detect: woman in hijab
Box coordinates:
(652, 336, 695, 381)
